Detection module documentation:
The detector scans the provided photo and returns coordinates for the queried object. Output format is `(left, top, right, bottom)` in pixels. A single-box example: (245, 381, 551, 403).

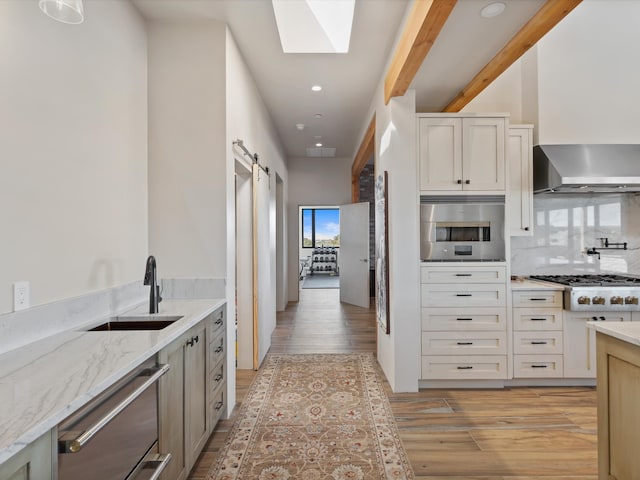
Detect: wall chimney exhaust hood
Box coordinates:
(533, 144, 640, 194)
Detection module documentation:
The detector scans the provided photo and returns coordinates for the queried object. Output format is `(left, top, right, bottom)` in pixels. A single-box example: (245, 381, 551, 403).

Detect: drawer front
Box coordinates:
(210, 360, 225, 395)
(422, 284, 506, 307)
(210, 382, 227, 427)
(422, 331, 507, 355)
(421, 355, 507, 380)
(512, 290, 563, 308)
(513, 307, 563, 331)
(513, 331, 563, 354)
(422, 307, 507, 331)
(421, 266, 506, 284)
(208, 306, 225, 339)
(210, 334, 226, 368)
(513, 355, 564, 378)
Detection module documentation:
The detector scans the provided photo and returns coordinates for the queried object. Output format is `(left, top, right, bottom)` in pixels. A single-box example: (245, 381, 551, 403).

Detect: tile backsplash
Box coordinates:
(511, 193, 640, 276)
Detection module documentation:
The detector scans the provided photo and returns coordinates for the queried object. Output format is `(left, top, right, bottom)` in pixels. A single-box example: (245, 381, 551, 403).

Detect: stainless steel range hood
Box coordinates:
(533, 144, 640, 194)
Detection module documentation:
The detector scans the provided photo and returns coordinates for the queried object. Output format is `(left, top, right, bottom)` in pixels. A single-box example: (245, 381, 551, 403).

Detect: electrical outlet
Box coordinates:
(14, 281, 30, 312)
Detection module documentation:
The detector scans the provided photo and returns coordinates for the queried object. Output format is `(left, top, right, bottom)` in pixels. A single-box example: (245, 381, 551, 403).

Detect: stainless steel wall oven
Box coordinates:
(420, 195, 506, 262)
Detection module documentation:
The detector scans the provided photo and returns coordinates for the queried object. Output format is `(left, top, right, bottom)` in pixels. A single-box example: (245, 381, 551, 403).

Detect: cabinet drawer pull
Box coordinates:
(531, 365, 548, 368)
(456, 318, 473, 321)
(531, 341, 548, 345)
(530, 318, 547, 321)
(186, 338, 194, 347)
(529, 298, 547, 301)
(455, 273, 472, 277)
(465, 179, 470, 185)
(215, 401, 224, 411)
(457, 366, 473, 370)
(457, 179, 462, 184)
(456, 342, 473, 345)
(214, 373, 223, 382)
(214, 318, 223, 325)
(215, 345, 223, 353)
(456, 293, 472, 297)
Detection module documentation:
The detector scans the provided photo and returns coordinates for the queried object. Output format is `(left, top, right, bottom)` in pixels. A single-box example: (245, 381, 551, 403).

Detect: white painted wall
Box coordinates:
(287, 157, 352, 302)
(463, 0, 640, 145)
(225, 28, 288, 372)
(536, 0, 640, 144)
(0, 0, 148, 314)
(147, 20, 227, 279)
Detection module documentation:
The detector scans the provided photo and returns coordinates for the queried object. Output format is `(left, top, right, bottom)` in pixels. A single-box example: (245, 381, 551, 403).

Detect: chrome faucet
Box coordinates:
(143, 255, 161, 313)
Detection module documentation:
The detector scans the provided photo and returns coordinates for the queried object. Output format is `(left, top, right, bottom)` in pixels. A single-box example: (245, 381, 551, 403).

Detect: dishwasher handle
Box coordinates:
(60, 363, 170, 453)
(134, 453, 172, 480)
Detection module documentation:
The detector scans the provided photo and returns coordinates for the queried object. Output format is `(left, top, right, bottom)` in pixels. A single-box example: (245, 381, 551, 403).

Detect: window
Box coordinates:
(302, 208, 340, 248)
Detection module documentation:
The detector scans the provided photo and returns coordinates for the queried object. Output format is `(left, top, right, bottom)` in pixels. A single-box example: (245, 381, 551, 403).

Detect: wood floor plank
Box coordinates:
(189, 288, 598, 479)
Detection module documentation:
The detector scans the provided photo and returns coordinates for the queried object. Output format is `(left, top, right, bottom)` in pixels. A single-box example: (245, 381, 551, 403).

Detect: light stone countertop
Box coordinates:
(588, 321, 640, 348)
(510, 278, 565, 290)
(0, 298, 225, 464)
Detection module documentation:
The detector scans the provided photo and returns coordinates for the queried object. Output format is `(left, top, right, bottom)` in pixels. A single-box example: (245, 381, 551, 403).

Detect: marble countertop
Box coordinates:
(588, 321, 640, 348)
(0, 298, 225, 464)
(510, 278, 565, 290)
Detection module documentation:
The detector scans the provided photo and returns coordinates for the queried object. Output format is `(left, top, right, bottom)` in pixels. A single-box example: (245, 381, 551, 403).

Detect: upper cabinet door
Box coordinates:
(462, 117, 506, 191)
(418, 117, 462, 191)
(508, 126, 534, 236)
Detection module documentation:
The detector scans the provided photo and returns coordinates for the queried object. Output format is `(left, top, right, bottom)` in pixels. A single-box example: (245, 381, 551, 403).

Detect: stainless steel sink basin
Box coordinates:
(87, 315, 183, 331)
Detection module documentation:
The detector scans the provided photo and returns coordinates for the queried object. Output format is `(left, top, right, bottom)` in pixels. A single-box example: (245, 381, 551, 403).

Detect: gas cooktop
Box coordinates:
(530, 274, 640, 287)
(530, 274, 640, 311)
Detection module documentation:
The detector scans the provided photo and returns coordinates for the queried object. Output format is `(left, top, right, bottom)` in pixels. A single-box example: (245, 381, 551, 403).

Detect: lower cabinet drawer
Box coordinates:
(513, 355, 564, 378)
(421, 355, 507, 380)
(422, 307, 507, 331)
(422, 284, 506, 308)
(210, 360, 225, 394)
(513, 307, 563, 331)
(513, 331, 563, 354)
(210, 334, 225, 368)
(422, 331, 507, 355)
(210, 380, 227, 427)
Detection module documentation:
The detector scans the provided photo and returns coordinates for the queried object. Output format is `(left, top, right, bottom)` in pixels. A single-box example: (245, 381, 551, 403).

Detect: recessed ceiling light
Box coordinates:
(316, 143, 323, 147)
(311, 85, 322, 92)
(480, 2, 506, 18)
(314, 113, 323, 118)
(296, 123, 305, 130)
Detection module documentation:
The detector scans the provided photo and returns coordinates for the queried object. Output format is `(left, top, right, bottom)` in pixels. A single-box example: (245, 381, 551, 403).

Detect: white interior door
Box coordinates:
(339, 202, 370, 308)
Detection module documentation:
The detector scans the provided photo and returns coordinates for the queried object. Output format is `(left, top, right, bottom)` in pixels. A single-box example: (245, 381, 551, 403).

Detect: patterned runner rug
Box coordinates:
(207, 353, 414, 480)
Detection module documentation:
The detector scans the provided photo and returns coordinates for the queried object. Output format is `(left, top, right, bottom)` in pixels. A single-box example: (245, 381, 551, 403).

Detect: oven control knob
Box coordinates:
(610, 296, 624, 305)
(577, 296, 591, 305)
(592, 296, 606, 305)
(625, 296, 639, 305)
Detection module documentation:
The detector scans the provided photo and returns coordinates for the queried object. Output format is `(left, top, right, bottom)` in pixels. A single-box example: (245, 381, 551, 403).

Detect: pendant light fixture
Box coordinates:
(39, 0, 84, 24)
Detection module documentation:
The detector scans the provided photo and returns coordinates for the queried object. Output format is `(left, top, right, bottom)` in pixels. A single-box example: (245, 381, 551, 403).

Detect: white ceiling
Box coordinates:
(132, 0, 549, 160)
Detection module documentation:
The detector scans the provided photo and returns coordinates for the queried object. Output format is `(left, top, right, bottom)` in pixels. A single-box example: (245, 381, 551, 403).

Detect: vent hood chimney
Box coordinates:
(533, 144, 640, 194)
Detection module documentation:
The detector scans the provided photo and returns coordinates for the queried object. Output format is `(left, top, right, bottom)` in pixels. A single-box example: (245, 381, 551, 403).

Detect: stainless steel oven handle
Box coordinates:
(136, 453, 172, 480)
(66, 363, 170, 453)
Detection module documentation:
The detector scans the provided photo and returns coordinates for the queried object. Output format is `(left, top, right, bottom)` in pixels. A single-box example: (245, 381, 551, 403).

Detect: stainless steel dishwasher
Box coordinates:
(58, 358, 171, 480)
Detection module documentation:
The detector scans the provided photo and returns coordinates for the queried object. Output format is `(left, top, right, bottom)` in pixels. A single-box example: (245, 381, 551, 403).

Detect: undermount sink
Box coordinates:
(87, 315, 183, 331)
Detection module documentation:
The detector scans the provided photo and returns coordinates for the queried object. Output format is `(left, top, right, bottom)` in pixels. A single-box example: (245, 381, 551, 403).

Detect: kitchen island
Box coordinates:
(0, 298, 225, 477)
(589, 321, 640, 480)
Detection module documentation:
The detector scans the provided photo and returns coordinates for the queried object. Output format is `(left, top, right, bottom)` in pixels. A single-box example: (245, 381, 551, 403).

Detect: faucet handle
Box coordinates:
(157, 285, 162, 304)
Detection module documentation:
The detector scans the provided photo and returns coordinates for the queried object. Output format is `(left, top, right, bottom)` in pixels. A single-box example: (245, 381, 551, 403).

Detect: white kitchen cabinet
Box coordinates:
(508, 125, 534, 236)
(158, 316, 210, 480)
(420, 264, 508, 380)
(208, 305, 227, 432)
(512, 288, 564, 378)
(0, 431, 53, 480)
(417, 115, 506, 193)
(563, 311, 630, 378)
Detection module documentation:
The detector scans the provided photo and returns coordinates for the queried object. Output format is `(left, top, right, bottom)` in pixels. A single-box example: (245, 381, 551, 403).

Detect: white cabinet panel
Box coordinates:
(513, 355, 564, 378)
(422, 331, 507, 356)
(513, 307, 563, 331)
(421, 355, 507, 380)
(513, 331, 563, 355)
(512, 290, 563, 308)
(421, 265, 506, 284)
(422, 307, 507, 331)
(422, 284, 506, 307)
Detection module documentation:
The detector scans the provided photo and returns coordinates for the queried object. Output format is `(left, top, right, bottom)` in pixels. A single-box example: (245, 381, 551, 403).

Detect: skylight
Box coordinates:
(272, 0, 355, 53)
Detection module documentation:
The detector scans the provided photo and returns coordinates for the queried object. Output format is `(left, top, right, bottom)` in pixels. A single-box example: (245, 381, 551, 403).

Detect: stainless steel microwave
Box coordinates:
(420, 196, 505, 262)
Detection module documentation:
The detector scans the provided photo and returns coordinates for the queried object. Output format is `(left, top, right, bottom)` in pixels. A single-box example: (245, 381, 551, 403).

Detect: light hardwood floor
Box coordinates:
(190, 288, 598, 479)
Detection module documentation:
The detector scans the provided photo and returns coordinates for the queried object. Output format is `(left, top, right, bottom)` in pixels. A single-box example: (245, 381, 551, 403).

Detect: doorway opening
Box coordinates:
(299, 206, 340, 290)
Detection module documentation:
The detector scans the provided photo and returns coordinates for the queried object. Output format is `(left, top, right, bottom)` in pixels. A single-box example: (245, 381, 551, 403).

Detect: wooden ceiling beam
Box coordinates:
(443, 0, 582, 112)
(351, 115, 376, 202)
(384, 0, 457, 105)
